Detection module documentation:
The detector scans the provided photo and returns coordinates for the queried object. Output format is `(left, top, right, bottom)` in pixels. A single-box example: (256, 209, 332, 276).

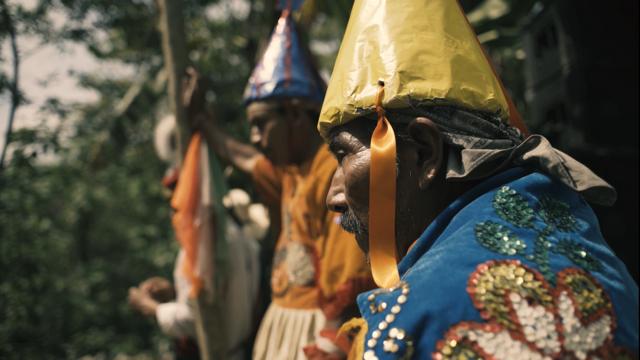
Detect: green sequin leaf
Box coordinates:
(553, 239, 603, 272)
(482, 186, 593, 283)
(534, 235, 555, 283)
(492, 186, 535, 228)
(539, 196, 578, 232)
(475, 221, 527, 256)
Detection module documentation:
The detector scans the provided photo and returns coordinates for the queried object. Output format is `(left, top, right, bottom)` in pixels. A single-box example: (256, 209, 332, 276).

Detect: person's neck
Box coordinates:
(397, 179, 476, 258)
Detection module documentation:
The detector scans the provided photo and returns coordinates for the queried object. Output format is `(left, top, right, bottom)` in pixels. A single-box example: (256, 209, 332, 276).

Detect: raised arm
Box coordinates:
(183, 67, 260, 174)
(195, 113, 259, 174)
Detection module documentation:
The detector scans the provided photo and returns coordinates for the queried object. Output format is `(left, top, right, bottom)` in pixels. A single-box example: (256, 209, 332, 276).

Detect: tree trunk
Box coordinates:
(0, 3, 20, 170)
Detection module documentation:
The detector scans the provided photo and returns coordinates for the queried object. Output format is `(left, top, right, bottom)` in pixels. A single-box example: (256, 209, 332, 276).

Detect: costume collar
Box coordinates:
(397, 167, 531, 276)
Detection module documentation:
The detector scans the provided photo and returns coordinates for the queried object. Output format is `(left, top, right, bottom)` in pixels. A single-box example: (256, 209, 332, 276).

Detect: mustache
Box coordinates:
(339, 210, 367, 235)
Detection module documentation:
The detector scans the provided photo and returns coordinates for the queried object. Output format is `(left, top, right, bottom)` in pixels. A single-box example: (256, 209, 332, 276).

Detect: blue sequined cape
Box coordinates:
(358, 168, 638, 359)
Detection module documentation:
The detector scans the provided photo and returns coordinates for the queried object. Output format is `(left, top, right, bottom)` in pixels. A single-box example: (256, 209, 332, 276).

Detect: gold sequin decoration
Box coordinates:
(377, 302, 387, 312)
(434, 260, 631, 360)
(468, 260, 553, 330)
(558, 269, 610, 319)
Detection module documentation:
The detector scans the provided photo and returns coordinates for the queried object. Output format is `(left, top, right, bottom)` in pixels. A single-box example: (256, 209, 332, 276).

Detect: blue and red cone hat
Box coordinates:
(243, 0, 325, 105)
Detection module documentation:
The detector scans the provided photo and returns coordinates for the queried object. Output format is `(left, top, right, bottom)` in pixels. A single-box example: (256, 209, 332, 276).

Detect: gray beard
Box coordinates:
(339, 210, 369, 252)
(339, 210, 367, 236)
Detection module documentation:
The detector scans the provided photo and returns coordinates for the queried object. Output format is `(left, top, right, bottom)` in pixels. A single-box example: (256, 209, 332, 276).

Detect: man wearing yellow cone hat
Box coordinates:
(184, 1, 373, 358)
(320, 0, 639, 358)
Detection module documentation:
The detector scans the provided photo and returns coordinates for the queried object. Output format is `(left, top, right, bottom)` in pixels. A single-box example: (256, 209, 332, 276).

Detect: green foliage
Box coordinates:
(0, 0, 338, 357)
(0, 1, 180, 356)
(0, 113, 178, 358)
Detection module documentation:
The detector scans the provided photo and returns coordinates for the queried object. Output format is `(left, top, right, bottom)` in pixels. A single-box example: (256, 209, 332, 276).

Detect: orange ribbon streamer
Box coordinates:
(369, 81, 401, 288)
(171, 132, 204, 297)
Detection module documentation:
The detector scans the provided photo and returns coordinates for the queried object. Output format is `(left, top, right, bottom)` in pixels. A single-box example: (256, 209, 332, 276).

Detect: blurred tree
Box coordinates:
(1, 0, 192, 358)
(0, 2, 180, 350)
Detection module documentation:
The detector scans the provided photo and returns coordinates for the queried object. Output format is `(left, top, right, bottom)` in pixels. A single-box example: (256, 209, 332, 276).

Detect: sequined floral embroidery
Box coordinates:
(476, 186, 602, 281)
(539, 196, 579, 232)
(552, 239, 603, 273)
(475, 221, 527, 256)
(492, 186, 535, 228)
(433, 260, 632, 360)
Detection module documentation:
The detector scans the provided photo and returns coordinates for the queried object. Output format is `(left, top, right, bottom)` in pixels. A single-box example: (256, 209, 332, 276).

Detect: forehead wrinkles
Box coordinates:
(329, 120, 376, 150)
(329, 114, 417, 149)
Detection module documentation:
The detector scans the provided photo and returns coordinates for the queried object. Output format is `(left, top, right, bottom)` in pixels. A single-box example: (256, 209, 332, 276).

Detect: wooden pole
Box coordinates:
(156, 0, 189, 161)
(155, 3, 227, 360)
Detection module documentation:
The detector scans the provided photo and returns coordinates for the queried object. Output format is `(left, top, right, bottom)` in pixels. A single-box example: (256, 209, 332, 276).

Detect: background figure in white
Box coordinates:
(128, 115, 268, 359)
(218, 189, 267, 359)
(129, 188, 267, 359)
(156, 251, 197, 339)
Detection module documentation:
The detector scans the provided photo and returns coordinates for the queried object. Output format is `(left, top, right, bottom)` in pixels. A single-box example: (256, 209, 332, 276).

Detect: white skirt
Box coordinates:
(252, 302, 326, 360)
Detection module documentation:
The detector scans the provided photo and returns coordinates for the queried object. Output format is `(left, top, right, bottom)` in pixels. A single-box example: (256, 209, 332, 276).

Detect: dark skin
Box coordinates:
(128, 277, 175, 317)
(183, 68, 323, 171)
(326, 116, 475, 258)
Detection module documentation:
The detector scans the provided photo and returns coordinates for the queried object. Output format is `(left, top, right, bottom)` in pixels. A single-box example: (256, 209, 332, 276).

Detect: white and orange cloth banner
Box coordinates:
(170, 133, 216, 299)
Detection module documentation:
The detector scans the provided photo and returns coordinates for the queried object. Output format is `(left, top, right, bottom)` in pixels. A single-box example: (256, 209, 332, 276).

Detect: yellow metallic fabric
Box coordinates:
(339, 317, 367, 360)
(318, 0, 510, 139)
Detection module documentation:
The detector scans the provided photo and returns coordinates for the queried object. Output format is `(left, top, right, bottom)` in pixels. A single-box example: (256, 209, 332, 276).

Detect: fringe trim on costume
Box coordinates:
(253, 302, 326, 360)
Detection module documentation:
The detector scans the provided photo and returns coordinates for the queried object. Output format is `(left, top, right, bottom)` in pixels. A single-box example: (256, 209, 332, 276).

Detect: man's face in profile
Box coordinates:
(325, 121, 376, 252)
(326, 115, 445, 256)
(246, 101, 290, 166)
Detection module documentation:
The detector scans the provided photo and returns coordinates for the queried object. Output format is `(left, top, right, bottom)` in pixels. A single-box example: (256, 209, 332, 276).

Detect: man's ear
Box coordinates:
(407, 117, 443, 189)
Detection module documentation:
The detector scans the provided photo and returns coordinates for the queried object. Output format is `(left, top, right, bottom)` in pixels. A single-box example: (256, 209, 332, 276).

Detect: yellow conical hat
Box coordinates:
(318, 0, 525, 138)
(319, 0, 527, 289)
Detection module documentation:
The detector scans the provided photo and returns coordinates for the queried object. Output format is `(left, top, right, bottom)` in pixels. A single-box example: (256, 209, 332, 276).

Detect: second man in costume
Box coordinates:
(184, 3, 373, 359)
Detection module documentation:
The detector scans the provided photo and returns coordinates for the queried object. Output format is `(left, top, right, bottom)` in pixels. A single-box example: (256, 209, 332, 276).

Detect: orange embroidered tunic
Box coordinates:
(252, 144, 372, 319)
